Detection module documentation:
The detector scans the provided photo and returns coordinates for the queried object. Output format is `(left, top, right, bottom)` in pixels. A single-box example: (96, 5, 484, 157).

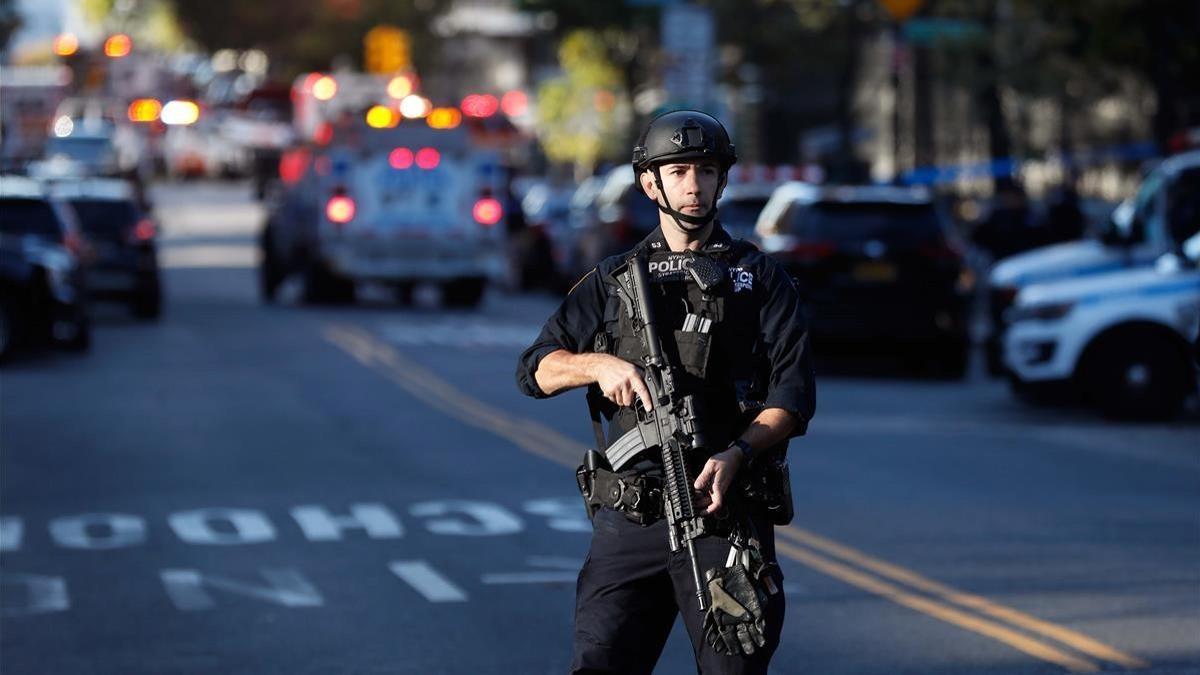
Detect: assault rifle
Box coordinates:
(612, 253, 724, 612)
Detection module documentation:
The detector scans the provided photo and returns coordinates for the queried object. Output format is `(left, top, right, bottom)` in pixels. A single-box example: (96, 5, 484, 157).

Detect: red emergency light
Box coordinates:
(473, 197, 503, 226)
(461, 94, 499, 118)
(389, 147, 414, 169)
(415, 147, 440, 170)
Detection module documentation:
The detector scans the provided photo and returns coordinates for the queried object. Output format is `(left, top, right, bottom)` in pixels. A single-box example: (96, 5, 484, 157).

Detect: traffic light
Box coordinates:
(364, 25, 410, 74)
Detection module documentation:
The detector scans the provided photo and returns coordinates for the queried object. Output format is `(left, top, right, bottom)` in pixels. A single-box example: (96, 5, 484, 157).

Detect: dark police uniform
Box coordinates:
(516, 222, 816, 675)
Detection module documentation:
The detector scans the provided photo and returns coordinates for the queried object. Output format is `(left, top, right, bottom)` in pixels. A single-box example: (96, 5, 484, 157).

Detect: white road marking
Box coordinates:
(291, 503, 405, 541)
(409, 500, 524, 536)
(481, 556, 583, 585)
(523, 498, 593, 533)
(168, 508, 277, 545)
(0, 517, 24, 552)
(388, 560, 468, 602)
(160, 568, 323, 611)
(48, 513, 146, 550)
(0, 574, 69, 616)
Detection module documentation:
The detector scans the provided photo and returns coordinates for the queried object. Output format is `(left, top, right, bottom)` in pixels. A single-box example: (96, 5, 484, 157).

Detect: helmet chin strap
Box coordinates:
(651, 166, 720, 232)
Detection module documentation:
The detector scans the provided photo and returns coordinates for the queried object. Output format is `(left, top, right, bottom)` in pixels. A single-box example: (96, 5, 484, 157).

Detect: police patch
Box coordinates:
(648, 253, 691, 281)
(730, 267, 754, 293)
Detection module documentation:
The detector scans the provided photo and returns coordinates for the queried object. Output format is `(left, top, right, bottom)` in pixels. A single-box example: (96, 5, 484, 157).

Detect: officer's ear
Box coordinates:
(716, 171, 728, 200)
(639, 169, 659, 201)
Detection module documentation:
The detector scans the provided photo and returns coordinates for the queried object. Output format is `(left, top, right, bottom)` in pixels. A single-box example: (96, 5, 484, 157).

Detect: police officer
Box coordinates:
(516, 110, 815, 675)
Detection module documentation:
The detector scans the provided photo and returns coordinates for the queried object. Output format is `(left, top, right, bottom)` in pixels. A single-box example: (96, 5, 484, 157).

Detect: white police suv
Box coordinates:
(1003, 234, 1200, 419)
(986, 149, 1200, 375)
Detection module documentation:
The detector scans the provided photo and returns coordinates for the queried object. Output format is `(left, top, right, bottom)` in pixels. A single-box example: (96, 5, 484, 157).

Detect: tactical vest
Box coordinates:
(593, 241, 767, 467)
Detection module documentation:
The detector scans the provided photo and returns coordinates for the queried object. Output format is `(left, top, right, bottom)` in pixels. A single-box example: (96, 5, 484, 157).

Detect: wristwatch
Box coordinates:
(729, 439, 754, 462)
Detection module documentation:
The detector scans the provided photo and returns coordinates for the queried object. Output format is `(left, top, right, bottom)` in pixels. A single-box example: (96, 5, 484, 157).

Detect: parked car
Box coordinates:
(564, 166, 660, 282)
(560, 174, 610, 282)
(1004, 234, 1200, 419)
(0, 176, 90, 361)
(49, 178, 162, 319)
(717, 182, 776, 241)
(756, 182, 974, 376)
(512, 180, 574, 290)
(984, 149, 1200, 375)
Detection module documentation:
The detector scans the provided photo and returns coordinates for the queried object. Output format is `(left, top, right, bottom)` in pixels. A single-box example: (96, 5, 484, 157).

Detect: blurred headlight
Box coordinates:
(1005, 301, 1075, 323)
(162, 100, 200, 126)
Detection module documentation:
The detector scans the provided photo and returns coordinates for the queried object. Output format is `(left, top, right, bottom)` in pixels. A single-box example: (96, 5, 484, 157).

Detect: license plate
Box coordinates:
(852, 262, 898, 282)
(88, 271, 133, 290)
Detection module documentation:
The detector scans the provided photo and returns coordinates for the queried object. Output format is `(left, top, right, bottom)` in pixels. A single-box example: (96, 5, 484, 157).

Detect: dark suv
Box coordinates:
(566, 166, 660, 281)
(50, 178, 162, 319)
(756, 183, 974, 376)
(0, 177, 91, 361)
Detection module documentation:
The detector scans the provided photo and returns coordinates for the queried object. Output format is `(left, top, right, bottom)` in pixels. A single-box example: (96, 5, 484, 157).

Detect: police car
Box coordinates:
(1003, 233, 1200, 419)
(986, 149, 1200, 374)
(260, 121, 507, 307)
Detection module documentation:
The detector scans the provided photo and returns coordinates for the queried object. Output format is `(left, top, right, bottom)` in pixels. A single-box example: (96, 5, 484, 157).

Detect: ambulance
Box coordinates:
(259, 73, 517, 307)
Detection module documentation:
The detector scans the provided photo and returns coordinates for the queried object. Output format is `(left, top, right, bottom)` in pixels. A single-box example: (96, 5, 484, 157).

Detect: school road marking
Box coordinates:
(323, 322, 1149, 673)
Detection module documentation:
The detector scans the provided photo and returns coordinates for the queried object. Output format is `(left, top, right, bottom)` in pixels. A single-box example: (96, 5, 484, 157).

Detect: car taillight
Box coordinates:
(327, 195, 356, 224)
(473, 197, 503, 226)
(131, 218, 156, 242)
(789, 241, 836, 261)
(64, 231, 88, 260)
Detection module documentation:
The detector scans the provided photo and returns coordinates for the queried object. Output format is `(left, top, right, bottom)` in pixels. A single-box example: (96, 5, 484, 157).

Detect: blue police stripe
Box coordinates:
(1077, 278, 1200, 306)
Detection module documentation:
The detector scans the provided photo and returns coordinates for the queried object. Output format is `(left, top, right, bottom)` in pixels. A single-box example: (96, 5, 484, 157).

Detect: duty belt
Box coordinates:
(586, 467, 663, 525)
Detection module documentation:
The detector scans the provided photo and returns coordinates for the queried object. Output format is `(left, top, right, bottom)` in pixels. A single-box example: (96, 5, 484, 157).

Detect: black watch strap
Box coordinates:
(730, 439, 754, 462)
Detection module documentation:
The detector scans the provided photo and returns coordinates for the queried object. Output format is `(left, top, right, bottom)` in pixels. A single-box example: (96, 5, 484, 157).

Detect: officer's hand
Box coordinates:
(589, 354, 652, 411)
(693, 448, 742, 515)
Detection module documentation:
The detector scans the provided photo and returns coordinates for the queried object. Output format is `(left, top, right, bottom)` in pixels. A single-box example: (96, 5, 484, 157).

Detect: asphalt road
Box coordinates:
(2, 181, 1198, 675)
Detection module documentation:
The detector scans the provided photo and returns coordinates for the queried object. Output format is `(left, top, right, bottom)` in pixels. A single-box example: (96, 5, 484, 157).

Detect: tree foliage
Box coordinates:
(166, 0, 439, 79)
(536, 30, 626, 174)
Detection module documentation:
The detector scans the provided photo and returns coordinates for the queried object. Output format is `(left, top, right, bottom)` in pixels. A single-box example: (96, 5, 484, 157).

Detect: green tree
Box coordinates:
(167, 0, 438, 79)
(536, 30, 626, 177)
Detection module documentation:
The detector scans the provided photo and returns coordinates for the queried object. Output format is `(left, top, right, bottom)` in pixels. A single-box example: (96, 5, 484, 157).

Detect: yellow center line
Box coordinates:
(776, 540, 1101, 673)
(322, 321, 1151, 672)
(777, 527, 1150, 670)
(323, 324, 583, 468)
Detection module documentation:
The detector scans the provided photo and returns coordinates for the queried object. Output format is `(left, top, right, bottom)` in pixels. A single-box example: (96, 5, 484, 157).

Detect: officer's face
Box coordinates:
(641, 161, 724, 216)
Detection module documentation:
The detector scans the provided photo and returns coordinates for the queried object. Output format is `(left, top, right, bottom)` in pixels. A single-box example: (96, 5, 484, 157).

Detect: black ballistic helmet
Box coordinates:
(632, 109, 737, 227)
(632, 110, 737, 187)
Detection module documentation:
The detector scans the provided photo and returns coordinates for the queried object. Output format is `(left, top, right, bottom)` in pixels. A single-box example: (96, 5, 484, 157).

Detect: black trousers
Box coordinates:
(570, 507, 785, 675)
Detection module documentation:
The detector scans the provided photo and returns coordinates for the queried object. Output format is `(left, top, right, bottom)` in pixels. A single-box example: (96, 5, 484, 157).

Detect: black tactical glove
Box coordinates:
(702, 563, 768, 656)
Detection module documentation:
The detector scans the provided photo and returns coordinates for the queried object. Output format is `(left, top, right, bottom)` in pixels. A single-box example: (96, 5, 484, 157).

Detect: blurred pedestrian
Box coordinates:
(516, 110, 816, 674)
(1042, 181, 1086, 245)
(971, 180, 1037, 261)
